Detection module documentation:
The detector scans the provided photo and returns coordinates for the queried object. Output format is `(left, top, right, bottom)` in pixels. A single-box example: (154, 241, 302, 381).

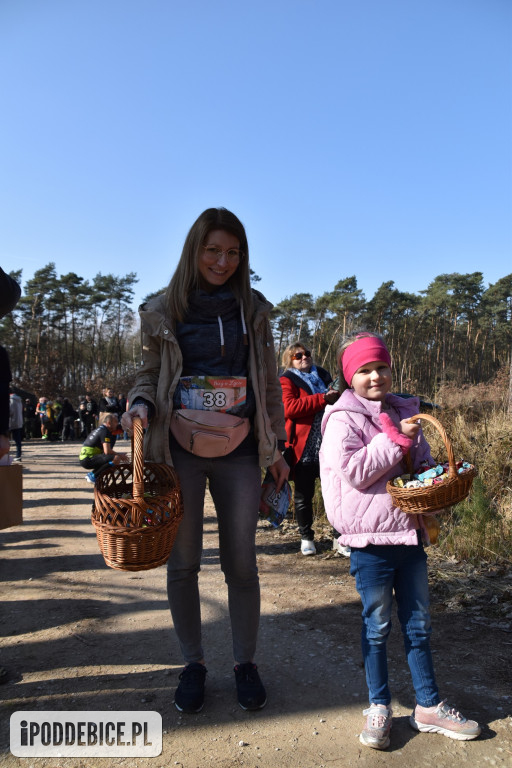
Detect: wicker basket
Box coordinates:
(386, 413, 476, 514)
(91, 417, 183, 571)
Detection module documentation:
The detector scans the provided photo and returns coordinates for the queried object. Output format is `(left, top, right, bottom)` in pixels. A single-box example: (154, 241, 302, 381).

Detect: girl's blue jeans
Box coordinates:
(350, 537, 440, 708)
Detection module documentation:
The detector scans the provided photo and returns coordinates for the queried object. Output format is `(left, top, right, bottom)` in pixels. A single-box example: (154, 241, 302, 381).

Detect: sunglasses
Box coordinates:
(292, 351, 312, 360)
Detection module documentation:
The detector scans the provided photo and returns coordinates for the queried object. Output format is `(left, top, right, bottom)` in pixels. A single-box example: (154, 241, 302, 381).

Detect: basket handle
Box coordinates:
(131, 416, 145, 501)
(405, 413, 457, 480)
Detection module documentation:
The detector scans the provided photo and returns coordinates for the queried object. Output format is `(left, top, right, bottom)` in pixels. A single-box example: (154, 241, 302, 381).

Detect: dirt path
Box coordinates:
(1, 440, 511, 767)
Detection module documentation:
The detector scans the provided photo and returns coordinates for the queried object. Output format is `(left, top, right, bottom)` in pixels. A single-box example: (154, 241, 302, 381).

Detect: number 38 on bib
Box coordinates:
(178, 376, 247, 414)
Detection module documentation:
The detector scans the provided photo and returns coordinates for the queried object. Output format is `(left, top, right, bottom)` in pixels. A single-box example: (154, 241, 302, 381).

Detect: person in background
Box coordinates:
(0, 360, 12, 461)
(118, 393, 127, 415)
(320, 331, 480, 750)
(0, 266, 21, 684)
(118, 392, 128, 439)
(84, 393, 98, 435)
(0, 269, 21, 459)
(60, 397, 77, 441)
(52, 397, 63, 433)
(23, 398, 37, 440)
(9, 390, 23, 461)
(78, 413, 129, 484)
(44, 400, 56, 439)
(98, 388, 120, 424)
(280, 342, 339, 555)
(78, 395, 87, 439)
(36, 397, 49, 439)
(122, 207, 288, 715)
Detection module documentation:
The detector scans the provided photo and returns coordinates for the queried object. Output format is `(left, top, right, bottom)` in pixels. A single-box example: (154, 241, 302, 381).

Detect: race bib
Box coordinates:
(178, 376, 247, 414)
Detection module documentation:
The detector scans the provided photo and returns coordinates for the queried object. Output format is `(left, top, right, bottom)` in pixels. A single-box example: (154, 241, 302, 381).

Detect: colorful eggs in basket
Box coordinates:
(391, 460, 474, 490)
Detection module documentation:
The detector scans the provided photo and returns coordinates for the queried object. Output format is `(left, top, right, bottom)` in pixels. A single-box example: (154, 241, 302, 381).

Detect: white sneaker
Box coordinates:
(410, 701, 481, 740)
(333, 539, 351, 557)
(301, 539, 316, 556)
(360, 704, 393, 749)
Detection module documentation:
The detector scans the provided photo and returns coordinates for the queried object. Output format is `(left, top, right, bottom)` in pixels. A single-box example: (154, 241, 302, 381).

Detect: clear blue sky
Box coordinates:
(1, 0, 510, 310)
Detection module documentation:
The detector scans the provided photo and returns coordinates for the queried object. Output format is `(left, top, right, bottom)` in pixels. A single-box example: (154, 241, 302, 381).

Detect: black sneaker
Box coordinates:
(234, 663, 267, 711)
(174, 663, 207, 713)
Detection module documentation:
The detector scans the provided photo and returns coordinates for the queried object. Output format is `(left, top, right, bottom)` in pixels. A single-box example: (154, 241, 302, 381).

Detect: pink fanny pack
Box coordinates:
(170, 409, 250, 457)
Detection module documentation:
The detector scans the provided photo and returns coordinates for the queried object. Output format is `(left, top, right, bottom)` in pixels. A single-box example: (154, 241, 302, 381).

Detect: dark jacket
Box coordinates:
(0, 268, 21, 318)
(62, 399, 77, 419)
(98, 396, 120, 416)
(0, 346, 11, 435)
(0, 267, 21, 436)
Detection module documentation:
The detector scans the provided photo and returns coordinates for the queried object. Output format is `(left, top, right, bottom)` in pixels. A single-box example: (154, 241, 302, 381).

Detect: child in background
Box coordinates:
(319, 332, 480, 750)
(79, 414, 129, 484)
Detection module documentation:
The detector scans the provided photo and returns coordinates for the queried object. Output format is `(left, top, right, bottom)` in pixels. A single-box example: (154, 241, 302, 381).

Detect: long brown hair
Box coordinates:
(164, 208, 253, 323)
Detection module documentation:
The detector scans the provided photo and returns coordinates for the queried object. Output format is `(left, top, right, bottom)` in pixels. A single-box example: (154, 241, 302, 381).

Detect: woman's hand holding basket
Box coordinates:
(121, 404, 149, 433)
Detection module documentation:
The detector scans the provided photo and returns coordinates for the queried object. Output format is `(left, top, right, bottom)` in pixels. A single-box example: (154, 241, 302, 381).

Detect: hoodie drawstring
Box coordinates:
(217, 301, 248, 357)
(217, 315, 225, 357)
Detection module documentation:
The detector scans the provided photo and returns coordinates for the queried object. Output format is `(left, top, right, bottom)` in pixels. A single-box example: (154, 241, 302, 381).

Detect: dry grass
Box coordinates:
(435, 367, 510, 415)
(427, 406, 512, 519)
(429, 402, 512, 562)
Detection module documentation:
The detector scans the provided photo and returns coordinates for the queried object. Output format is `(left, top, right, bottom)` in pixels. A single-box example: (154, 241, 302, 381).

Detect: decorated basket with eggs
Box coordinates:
(386, 413, 476, 515)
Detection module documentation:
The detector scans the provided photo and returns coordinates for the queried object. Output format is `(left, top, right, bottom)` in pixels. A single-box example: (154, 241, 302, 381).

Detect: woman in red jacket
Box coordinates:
(280, 342, 339, 555)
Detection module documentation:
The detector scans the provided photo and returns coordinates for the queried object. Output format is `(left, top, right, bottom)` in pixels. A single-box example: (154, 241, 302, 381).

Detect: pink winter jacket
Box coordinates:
(319, 390, 434, 547)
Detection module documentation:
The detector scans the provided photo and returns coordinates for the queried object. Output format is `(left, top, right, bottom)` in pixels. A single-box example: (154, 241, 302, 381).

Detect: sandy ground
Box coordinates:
(0, 439, 511, 768)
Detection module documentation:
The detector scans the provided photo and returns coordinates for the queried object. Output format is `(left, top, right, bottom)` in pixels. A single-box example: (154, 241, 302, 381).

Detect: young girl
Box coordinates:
(319, 332, 480, 750)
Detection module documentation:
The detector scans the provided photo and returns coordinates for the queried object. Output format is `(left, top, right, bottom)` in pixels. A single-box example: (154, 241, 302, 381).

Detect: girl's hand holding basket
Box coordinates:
(386, 413, 477, 516)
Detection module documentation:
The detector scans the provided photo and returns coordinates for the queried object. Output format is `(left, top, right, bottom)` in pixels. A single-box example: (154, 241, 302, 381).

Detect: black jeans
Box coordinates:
(293, 460, 319, 541)
(61, 416, 75, 440)
(80, 454, 112, 477)
(167, 446, 261, 664)
(11, 428, 22, 458)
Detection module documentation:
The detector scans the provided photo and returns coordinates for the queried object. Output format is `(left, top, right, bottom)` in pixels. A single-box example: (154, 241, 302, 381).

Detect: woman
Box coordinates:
(98, 388, 120, 424)
(280, 343, 339, 555)
(122, 208, 288, 715)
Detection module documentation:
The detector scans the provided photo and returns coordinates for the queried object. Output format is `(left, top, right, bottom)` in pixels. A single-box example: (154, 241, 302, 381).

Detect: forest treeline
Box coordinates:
(1, 263, 511, 402)
(272, 273, 512, 399)
(2, 264, 139, 397)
